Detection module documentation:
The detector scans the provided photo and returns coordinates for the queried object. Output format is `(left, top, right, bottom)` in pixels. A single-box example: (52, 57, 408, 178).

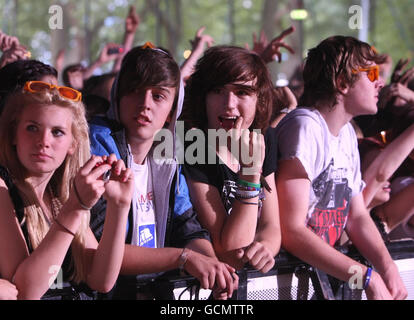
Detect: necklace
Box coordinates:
(47, 185, 62, 222)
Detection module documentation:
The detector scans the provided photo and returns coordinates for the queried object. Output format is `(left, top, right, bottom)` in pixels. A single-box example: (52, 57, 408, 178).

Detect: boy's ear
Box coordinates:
(165, 107, 175, 126)
(336, 74, 350, 95)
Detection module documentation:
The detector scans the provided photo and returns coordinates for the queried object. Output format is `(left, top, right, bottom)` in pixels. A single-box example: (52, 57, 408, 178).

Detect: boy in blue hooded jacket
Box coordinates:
(89, 43, 237, 300)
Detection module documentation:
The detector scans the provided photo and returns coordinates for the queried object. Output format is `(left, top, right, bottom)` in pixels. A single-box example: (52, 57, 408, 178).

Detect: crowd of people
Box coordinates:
(0, 5, 413, 300)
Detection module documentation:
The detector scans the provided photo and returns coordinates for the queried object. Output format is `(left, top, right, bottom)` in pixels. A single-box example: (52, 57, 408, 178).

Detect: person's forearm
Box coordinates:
(254, 223, 281, 257)
(112, 33, 134, 72)
(82, 60, 103, 80)
(282, 225, 367, 282)
(347, 211, 395, 275)
(363, 123, 414, 206)
(86, 203, 129, 293)
(14, 203, 83, 299)
(180, 49, 204, 81)
(185, 238, 216, 258)
(121, 245, 183, 275)
(220, 199, 260, 251)
(221, 172, 261, 250)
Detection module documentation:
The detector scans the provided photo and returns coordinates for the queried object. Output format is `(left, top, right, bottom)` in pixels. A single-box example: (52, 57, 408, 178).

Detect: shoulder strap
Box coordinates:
(0, 166, 33, 252)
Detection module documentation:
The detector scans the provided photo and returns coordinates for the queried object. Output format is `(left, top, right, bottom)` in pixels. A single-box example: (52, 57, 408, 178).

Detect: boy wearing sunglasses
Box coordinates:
(266, 36, 407, 299)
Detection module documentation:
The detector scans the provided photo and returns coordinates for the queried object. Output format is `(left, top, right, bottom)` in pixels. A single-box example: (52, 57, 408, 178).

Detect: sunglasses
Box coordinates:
(141, 41, 169, 56)
(352, 65, 380, 82)
(24, 81, 82, 102)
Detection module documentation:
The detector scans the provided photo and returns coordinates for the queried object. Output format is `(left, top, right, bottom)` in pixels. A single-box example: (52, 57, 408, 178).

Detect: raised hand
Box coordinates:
(229, 117, 265, 177)
(125, 5, 140, 34)
(0, 43, 29, 68)
(388, 83, 414, 105)
(98, 43, 123, 65)
(190, 26, 214, 54)
(391, 58, 410, 83)
(250, 26, 295, 64)
(0, 31, 20, 51)
(72, 155, 113, 210)
(100, 154, 134, 209)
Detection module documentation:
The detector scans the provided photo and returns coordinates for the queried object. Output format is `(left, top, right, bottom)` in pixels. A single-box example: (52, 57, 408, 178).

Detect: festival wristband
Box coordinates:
(237, 179, 261, 189)
(363, 267, 373, 290)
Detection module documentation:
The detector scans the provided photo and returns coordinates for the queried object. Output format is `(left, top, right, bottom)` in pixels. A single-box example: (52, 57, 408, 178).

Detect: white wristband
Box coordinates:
(280, 107, 292, 114)
(178, 248, 190, 271)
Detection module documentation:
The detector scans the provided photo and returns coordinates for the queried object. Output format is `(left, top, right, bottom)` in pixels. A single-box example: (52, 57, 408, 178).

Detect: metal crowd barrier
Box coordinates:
(131, 239, 414, 300)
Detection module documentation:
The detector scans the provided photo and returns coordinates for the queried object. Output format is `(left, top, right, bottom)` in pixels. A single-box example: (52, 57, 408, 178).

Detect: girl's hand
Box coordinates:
(101, 154, 134, 208)
(230, 117, 265, 177)
(72, 155, 113, 210)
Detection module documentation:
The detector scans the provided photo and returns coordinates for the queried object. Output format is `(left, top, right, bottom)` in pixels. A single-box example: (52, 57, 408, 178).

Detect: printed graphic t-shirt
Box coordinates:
(131, 159, 157, 248)
(273, 108, 365, 246)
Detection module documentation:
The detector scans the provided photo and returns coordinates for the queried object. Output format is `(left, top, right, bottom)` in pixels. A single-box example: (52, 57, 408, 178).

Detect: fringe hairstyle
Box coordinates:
(0, 89, 91, 283)
(302, 36, 387, 109)
(181, 45, 274, 134)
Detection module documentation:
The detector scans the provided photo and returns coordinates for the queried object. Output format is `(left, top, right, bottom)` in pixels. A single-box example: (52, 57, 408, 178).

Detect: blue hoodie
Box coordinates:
(88, 69, 210, 298)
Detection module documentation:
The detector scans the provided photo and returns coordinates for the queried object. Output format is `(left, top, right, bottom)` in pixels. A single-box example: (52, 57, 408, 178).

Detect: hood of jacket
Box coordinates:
(106, 72, 185, 248)
(106, 72, 185, 161)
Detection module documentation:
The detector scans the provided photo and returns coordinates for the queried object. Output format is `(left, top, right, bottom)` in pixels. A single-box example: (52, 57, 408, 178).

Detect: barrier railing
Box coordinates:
(129, 239, 414, 300)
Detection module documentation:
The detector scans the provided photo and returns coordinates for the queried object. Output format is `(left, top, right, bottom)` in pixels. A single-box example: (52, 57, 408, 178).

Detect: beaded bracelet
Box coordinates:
(235, 190, 261, 199)
(236, 184, 261, 191)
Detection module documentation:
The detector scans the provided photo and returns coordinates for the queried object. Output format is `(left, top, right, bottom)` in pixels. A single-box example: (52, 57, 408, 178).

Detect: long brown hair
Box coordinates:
(0, 89, 90, 283)
(181, 45, 274, 134)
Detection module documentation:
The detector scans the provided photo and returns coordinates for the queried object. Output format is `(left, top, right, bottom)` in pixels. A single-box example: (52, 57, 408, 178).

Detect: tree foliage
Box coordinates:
(1, 0, 413, 78)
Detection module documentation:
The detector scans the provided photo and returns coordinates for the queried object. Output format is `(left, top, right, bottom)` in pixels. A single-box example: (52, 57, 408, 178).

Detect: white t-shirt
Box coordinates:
(276, 108, 365, 246)
(131, 158, 157, 248)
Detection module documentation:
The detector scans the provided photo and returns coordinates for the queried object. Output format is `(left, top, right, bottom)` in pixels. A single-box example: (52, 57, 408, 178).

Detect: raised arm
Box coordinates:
(362, 122, 414, 207)
(112, 5, 140, 73)
(82, 43, 123, 80)
(0, 31, 20, 52)
(82, 155, 133, 293)
(249, 26, 295, 64)
(180, 27, 214, 82)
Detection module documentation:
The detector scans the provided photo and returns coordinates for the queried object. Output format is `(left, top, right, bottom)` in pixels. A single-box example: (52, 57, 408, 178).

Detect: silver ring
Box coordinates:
(103, 170, 111, 183)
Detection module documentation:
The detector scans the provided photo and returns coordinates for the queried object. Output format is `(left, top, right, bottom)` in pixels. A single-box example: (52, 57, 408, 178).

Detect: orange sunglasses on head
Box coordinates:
(352, 65, 380, 82)
(24, 81, 82, 102)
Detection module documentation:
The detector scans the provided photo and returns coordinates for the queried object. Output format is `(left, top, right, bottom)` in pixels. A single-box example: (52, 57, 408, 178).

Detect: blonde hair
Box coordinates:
(0, 89, 91, 283)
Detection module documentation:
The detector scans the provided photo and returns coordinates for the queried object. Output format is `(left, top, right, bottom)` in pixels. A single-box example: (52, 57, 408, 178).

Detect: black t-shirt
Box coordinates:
(183, 129, 278, 215)
(262, 126, 278, 177)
